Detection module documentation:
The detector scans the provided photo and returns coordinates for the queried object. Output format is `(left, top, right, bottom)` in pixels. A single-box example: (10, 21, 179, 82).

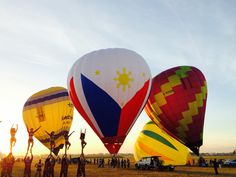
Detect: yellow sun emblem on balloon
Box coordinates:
(114, 67, 134, 91)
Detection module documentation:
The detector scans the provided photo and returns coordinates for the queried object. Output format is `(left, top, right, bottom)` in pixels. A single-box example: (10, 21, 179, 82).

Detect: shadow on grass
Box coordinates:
(174, 169, 234, 177)
(125, 167, 236, 177)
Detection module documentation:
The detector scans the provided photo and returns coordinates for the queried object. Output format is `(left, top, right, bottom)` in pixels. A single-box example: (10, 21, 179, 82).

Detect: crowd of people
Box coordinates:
(0, 153, 87, 177)
(1, 123, 230, 176)
(93, 156, 130, 169)
(0, 124, 88, 177)
(108, 157, 130, 168)
(187, 156, 229, 175)
(0, 154, 133, 177)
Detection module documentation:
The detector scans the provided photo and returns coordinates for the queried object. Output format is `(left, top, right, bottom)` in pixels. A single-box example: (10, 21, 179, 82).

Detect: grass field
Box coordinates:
(10, 161, 236, 177)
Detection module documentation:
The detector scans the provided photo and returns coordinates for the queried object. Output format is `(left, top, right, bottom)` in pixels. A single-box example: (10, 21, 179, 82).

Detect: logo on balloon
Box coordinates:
(113, 67, 134, 91)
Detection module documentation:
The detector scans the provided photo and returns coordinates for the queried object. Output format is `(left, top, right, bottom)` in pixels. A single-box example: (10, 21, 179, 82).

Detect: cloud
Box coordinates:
(0, 1, 78, 68)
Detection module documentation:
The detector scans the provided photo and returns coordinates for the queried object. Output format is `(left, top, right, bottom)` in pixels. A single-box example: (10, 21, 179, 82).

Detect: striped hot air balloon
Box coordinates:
(68, 48, 152, 154)
(134, 121, 190, 166)
(23, 87, 74, 155)
(145, 66, 207, 155)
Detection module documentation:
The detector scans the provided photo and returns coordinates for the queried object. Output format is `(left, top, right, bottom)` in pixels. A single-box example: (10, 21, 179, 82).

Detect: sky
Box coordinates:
(0, 0, 236, 156)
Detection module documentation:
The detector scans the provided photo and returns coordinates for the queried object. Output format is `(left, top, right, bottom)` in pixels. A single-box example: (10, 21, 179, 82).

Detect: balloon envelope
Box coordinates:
(134, 121, 190, 166)
(23, 87, 74, 155)
(145, 66, 207, 155)
(68, 48, 151, 154)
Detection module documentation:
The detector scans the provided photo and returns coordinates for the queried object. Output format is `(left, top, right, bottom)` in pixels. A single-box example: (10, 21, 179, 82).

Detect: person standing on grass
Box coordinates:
(213, 158, 219, 175)
(60, 155, 69, 177)
(43, 155, 51, 177)
(35, 159, 43, 177)
(127, 158, 130, 168)
(77, 156, 81, 177)
(6, 153, 15, 177)
(23, 152, 33, 177)
(48, 155, 55, 177)
(77, 154, 86, 177)
(1, 157, 7, 177)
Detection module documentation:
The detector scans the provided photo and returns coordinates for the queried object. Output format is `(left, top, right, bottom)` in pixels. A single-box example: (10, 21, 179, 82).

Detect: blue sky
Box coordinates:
(0, 0, 235, 155)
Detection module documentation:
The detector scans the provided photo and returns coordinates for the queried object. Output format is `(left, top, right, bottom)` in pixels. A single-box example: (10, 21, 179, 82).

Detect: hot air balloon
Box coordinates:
(145, 66, 207, 155)
(68, 48, 151, 154)
(23, 87, 74, 155)
(134, 121, 190, 166)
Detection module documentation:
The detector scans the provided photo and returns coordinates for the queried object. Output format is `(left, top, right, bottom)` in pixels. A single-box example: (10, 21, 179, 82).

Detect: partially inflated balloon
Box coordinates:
(134, 121, 189, 166)
(68, 48, 151, 154)
(23, 87, 74, 155)
(145, 66, 207, 155)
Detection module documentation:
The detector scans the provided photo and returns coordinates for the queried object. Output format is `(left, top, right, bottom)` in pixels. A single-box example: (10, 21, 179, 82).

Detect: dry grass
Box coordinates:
(11, 162, 236, 177)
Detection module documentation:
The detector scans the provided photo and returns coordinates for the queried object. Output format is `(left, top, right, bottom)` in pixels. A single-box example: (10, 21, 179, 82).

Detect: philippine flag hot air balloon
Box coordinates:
(145, 66, 207, 155)
(134, 121, 190, 166)
(23, 87, 74, 155)
(68, 48, 152, 154)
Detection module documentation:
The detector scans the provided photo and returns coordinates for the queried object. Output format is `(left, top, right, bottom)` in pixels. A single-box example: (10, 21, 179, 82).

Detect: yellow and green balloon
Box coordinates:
(134, 121, 190, 166)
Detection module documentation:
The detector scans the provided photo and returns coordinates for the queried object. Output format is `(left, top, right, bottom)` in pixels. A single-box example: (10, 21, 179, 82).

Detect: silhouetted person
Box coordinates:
(80, 130, 87, 155)
(49, 156, 55, 177)
(24, 152, 33, 177)
(64, 131, 74, 151)
(123, 159, 126, 168)
(10, 124, 18, 152)
(117, 158, 120, 168)
(43, 155, 51, 177)
(127, 158, 130, 168)
(60, 155, 69, 177)
(77, 157, 81, 177)
(45, 131, 56, 154)
(35, 159, 43, 177)
(77, 154, 85, 177)
(1, 157, 7, 177)
(27, 126, 41, 154)
(6, 153, 15, 177)
(121, 159, 124, 168)
(213, 159, 219, 175)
